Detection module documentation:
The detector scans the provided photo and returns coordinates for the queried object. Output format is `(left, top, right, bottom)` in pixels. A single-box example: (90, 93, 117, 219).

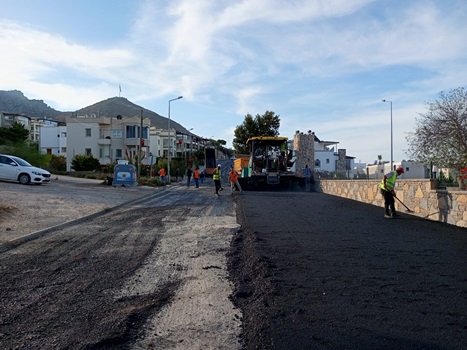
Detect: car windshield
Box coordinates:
(11, 156, 32, 167)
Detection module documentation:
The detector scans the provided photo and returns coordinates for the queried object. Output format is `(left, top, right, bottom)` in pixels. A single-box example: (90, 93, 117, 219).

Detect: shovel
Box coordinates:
(394, 195, 414, 213)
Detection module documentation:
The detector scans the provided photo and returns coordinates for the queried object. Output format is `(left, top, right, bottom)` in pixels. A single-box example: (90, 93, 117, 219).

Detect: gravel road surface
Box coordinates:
(0, 177, 241, 349)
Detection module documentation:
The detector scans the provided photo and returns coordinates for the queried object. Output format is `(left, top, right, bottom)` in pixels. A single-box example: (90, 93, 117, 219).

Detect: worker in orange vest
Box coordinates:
(228, 165, 243, 194)
(193, 166, 200, 188)
(158, 167, 166, 184)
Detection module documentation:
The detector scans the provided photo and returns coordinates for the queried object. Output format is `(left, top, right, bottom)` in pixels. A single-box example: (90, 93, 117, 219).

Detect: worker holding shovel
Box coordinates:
(379, 167, 405, 218)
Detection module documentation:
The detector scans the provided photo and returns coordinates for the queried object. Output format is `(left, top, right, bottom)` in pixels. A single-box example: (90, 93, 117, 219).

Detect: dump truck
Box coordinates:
(237, 136, 303, 190)
(204, 146, 217, 177)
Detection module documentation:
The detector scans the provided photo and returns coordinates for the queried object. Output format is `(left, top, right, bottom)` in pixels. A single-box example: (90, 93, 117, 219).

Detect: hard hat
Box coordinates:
(217, 164, 221, 167)
(396, 167, 404, 173)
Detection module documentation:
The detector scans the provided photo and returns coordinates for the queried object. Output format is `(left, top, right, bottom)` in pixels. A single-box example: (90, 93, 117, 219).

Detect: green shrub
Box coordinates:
(50, 155, 67, 172)
(138, 176, 165, 187)
(71, 154, 100, 171)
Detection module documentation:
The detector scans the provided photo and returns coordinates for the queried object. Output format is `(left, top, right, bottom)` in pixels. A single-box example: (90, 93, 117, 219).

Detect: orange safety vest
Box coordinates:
(193, 169, 199, 179)
(229, 170, 238, 182)
(159, 168, 166, 177)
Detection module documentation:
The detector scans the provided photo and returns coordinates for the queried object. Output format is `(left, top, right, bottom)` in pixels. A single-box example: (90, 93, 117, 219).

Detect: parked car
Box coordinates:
(0, 154, 51, 185)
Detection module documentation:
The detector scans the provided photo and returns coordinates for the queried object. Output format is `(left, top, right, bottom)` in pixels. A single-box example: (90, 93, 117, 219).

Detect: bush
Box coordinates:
(138, 176, 165, 187)
(71, 154, 100, 171)
(50, 155, 67, 172)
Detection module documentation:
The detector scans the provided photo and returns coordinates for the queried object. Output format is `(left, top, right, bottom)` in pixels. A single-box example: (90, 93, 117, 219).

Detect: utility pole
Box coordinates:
(138, 109, 143, 181)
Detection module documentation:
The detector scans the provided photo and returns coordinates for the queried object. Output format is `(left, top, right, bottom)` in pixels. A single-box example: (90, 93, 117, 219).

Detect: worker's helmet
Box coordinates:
(396, 167, 404, 174)
(217, 164, 221, 167)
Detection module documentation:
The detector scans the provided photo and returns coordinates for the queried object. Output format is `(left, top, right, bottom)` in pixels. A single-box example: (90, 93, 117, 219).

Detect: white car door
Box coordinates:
(0, 155, 19, 181)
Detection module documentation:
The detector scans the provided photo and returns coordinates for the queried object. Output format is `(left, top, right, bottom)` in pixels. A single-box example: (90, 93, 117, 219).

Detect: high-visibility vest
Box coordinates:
(159, 168, 166, 177)
(379, 171, 397, 191)
(213, 168, 220, 180)
(229, 170, 238, 182)
(193, 169, 199, 179)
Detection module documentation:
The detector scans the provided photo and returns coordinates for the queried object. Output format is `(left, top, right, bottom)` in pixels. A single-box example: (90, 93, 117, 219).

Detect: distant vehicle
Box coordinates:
(0, 154, 51, 185)
(204, 147, 217, 177)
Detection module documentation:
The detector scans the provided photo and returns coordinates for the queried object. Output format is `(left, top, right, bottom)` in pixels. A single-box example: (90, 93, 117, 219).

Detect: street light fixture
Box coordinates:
(168, 96, 183, 183)
(382, 99, 393, 170)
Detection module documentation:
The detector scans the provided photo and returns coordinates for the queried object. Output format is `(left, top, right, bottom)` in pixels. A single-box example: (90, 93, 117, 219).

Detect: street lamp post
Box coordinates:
(168, 96, 183, 183)
(382, 99, 393, 171)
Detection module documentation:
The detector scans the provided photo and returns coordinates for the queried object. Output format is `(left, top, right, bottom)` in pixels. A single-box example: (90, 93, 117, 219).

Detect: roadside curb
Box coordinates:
(0, 187, 170, 254)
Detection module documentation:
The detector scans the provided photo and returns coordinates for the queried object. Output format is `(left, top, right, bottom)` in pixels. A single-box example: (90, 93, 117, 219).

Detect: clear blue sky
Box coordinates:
(1, 0, 466, 164)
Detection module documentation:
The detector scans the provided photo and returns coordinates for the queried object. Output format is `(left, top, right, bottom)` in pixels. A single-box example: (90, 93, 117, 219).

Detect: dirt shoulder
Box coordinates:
(0, 176, 159, 243)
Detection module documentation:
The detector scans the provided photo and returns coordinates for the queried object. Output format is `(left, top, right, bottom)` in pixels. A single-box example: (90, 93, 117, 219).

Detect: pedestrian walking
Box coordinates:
(213, 164, 222, 195)
(302, 164, 312, 192)
(193, 166, 200, 188)
(228, 165, 243, 194)
(186, 167, 193, 187)
(379, 167, 405, 218)
(158, 167, 166, 184)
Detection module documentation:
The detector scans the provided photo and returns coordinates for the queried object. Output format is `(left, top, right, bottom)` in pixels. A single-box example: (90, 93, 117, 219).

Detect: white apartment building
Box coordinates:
(39, 125, 67, 156)
(150, 128, 177, 159)
(313, 137, 355, 178)
(314, 140, 339, 172)
(65, 115, 151, 171)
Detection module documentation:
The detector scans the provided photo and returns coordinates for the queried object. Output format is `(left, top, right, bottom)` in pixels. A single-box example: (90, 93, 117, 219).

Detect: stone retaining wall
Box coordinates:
(314, 179, 467, 228)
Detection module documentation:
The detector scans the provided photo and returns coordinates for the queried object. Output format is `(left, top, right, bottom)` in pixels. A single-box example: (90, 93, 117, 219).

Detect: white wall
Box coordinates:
(39, 126, 67, 156)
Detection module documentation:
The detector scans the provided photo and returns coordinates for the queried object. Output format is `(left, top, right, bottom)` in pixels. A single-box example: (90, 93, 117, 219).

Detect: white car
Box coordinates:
(0, 154, 51, 185)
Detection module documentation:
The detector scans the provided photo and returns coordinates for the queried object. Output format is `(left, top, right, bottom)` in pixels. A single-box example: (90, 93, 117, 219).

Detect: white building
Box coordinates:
(39, 125, 67, 156)
(65, 115, 151, 171)
(366, 160, 430, 179)
(0, 112, 30, 129)
(308, 132, 355, 178)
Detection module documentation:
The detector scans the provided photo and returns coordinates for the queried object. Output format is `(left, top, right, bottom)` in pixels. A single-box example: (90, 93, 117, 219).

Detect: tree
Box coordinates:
(406, 87, 467, 188)
(233, 111, 281, 154)
(0, 122, 30, 145)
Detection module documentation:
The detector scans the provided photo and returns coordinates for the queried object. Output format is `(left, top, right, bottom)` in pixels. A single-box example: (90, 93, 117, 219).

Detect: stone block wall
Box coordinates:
(314, 179, 467, 228)
(293, 132, 315, 177)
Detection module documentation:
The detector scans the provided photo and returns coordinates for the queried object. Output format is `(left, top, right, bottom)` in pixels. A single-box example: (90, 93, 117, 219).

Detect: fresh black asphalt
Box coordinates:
(229, 191, 467, 350)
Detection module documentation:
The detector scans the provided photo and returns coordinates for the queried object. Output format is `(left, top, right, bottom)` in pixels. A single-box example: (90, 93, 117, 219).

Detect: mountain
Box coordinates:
(0, 90, 62, 118)
(0, 90, 192, 135)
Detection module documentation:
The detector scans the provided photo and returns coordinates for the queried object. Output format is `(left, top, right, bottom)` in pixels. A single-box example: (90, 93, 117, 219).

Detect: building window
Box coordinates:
(85, 128, 91, 137)
(116, 149, 122, 158)
(315, 159, 321, 168)
(126, 125, 136, 138)
(112, 130, 122, 138)
(99, 148, 103, 158)
(85, 148, 92, 155)
(326, 159, 330, 164)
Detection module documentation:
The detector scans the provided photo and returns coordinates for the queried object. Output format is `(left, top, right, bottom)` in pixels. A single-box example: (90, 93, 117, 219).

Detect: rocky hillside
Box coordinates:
(0, 90, 191, 134)
(0, 90, 62, 118)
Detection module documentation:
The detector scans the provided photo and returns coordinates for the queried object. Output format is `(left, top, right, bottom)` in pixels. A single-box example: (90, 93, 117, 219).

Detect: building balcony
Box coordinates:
(124, 138, 149, 147)
(98, 137, 111, 145)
